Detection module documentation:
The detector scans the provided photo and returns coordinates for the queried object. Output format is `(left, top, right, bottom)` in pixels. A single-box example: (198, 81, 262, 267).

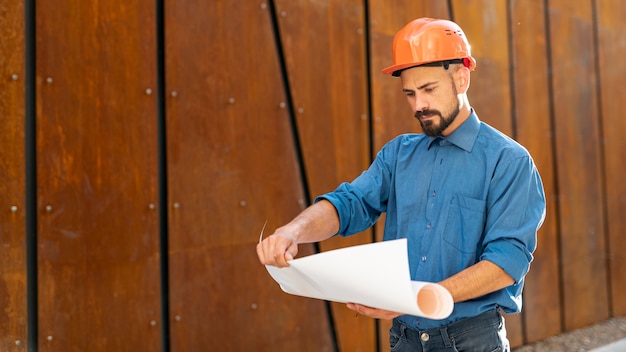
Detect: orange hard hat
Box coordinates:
(382, 18, 476, 76)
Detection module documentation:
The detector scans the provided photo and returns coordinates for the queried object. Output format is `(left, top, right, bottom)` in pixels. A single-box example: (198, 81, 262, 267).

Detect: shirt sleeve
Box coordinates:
(480, 153, 546, 283)
(314, 138, 397, 236)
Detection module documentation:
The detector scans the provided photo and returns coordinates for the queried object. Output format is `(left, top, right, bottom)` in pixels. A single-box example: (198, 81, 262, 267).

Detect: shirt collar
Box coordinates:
(427, 110, 480, 152)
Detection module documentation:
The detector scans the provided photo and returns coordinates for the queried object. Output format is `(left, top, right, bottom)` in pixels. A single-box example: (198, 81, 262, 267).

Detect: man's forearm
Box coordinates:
(438, 260, 515, 303)
(282, 199, 340, 244)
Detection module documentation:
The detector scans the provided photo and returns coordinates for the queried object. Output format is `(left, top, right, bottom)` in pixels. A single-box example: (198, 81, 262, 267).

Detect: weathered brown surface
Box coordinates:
(164, 1, 334, 350)
(510, 0, 562, 344)
(36, 1, 162, 350)
(596, 0, 626, 318)
(273, 0, 376, 350)
(0, 0, 27, 350)
(547, 0, 609, 331)
(1, 1, 624, 350)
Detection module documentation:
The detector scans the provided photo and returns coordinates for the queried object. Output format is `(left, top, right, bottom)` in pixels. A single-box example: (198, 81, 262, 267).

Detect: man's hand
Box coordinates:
(256, 200, 341, 268)
(346, 303, 402, 320)
(256, 229, 299, 268)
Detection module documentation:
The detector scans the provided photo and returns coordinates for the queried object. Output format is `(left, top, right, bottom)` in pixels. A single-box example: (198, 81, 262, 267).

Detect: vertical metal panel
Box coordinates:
(164, 1, 333, 350)
(0, 2, 622, 351)
(510, 0, 562, 343)
(273, 0, 370, 197)
(272, 1, 375, 350)
(36, 1, 162, 351)
(595, 0, 626, 317)
(547, 0, 609, 330)
(0, 0, 28, 350)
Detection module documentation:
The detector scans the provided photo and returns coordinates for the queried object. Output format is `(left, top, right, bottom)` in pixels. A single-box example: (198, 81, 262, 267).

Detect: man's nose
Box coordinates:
(412, 95, 428, 112)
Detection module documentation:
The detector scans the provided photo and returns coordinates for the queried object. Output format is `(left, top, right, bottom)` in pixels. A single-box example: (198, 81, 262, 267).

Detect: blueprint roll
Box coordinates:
(264, 238, 454, 320)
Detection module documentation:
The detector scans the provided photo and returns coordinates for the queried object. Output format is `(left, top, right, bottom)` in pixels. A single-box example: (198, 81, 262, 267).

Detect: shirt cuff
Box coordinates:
(481, 239, 533, 284)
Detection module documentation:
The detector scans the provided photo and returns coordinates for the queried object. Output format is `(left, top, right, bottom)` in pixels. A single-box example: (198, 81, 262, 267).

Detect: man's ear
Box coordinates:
(455, 66, 471, 94)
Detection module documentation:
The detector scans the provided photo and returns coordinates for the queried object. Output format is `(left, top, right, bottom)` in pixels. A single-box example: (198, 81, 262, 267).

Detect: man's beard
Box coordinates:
(415, 104, 460, 137)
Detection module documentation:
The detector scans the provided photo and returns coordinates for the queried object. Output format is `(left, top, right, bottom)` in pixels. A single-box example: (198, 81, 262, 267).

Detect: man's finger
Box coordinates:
(256, 242, 269, 265)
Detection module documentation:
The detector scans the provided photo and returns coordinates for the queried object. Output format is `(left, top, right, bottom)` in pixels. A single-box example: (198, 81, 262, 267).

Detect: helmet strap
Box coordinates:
(393, 59, 466, 76)
(441, 59, 465, 70)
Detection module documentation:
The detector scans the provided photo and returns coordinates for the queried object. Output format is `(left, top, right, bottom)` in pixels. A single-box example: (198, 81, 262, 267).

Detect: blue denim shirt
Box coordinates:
(316, 111, 546, 330)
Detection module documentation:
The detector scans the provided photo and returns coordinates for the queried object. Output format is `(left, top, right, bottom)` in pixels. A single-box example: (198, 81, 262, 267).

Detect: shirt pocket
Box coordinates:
(442, 194, 487, 256)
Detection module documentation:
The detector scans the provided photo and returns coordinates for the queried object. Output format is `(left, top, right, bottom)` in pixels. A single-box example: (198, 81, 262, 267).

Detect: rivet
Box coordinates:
(148, 203, 156, 210)
(45, 205, 53, 212)
(46, 77, 53, 84)
(297, 107, 304, 114)
(228, 97, 236, 104)
(357, 28, 364, 35)
(47, 335, 53, 341)
(170, 91, 178, 97)
(145, 88, 152, 95)
(280, 11, 287, 17)
(10, 205, 18, 212)
(15, 340, 21, 346)
(297, 199, 305, 206)
(360, 114, 367, 120)
(279, 102, 286, 109)
(150, 320, 157, 326)
(173, 202, 180, 209)
(11, 74, 19, 81)
(260, 3, 267, 10)
(174, 315, 182, 321)
(251, 303, 258, 310)
(239, 200, 247, 207)
(375, 116, 382, 123)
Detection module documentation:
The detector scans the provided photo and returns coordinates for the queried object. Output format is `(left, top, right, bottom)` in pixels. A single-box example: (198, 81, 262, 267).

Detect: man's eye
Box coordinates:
(424, 87, 435, 93)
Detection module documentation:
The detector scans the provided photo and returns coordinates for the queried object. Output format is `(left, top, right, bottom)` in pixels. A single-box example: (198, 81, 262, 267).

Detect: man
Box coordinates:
(257, 18, 546, 352)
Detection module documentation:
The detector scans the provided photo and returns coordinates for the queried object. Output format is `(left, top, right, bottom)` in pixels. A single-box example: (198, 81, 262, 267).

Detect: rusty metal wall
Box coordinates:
(1, 0, 625, 351)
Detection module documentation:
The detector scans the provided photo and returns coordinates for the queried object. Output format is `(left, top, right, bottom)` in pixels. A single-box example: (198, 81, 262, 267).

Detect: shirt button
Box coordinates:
(421, 256, 427, 262)
(431, 191, 436, 197)
(426, 223, 432, 229)
(420, 332, 430, 341)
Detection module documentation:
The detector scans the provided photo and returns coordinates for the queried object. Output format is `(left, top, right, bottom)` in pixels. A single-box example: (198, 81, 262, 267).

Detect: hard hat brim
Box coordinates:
(382, 58, 476, 76)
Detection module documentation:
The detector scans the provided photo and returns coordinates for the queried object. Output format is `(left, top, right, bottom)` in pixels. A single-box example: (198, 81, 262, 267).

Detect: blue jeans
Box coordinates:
(389, 309, 510, 352)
